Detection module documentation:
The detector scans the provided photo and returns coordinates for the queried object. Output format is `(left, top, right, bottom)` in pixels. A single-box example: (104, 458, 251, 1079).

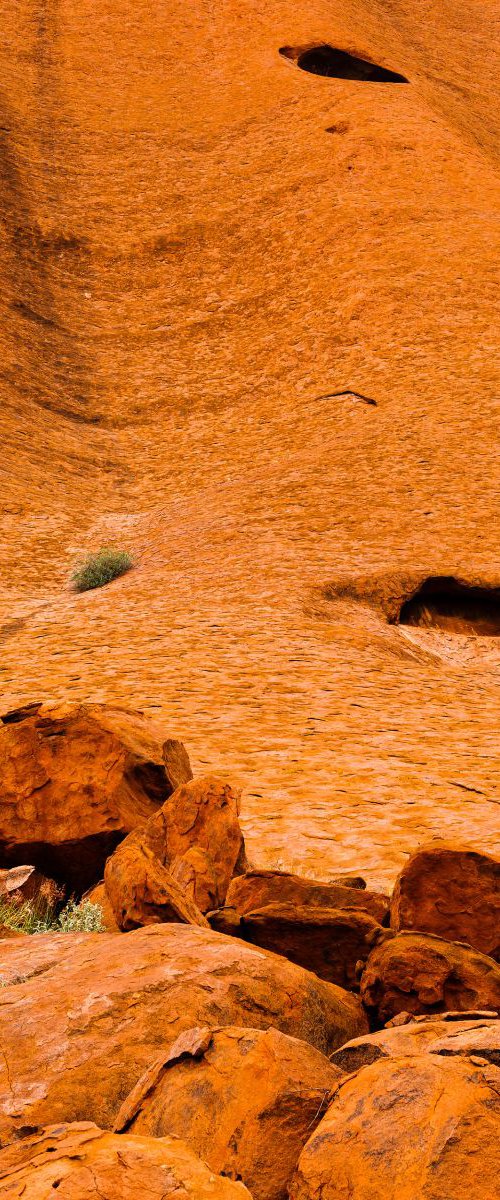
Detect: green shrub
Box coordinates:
(71, 546, 133, 592)
(0, 896, 104, 935)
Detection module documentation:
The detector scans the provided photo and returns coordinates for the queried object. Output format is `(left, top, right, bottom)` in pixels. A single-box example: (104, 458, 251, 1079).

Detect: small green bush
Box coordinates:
(0, 896, 105, 935)
(71, 546, 133, 592)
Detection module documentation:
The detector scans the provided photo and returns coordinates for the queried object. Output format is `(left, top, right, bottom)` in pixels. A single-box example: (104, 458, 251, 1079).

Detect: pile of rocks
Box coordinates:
(0, 703, 498, 1198)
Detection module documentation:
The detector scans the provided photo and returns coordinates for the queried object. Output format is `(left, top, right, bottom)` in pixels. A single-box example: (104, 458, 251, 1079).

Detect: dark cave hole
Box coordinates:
(279, 44, 408, 83)
(397, 577, 500, 637)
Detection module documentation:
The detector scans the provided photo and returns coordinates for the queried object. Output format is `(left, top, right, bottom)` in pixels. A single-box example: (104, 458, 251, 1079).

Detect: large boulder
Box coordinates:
(0, 924, 366, 1142)
(391, 842, 500, 958)
(360, 931, 500, 1025)
(107, 775, 247, 916)
(331, 1010, 500, 1072)
(115, 1024, 341, 1200)
(290, 1055, 500, 1200)
(0, 865, 61, 909)
(227, 869, 389, 924)
(0, 1122, 252, 1199)
(0, 702, 192, 891)
(240, 904, 387, 988)
(104, 837, 209, 930)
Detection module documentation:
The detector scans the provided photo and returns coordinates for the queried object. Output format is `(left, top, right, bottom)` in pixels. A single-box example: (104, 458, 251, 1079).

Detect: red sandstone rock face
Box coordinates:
(330, 1011, 500, 1071)
(391, 842, 500, 958)
(104, 835, 209, 930)
(0, 925, 366, 1142)
(240, 903, 387, 988)
(0, 0, 498, 894)
(360, 931, 500, 1024)
(0, 703, 191, 891)
(227, 870, 389, 924)
(82, 882, 120, 931)
(0, 1123, 252, 1199)
(290, 1055, 500, 1200)
(115, 1024, 341, 1200)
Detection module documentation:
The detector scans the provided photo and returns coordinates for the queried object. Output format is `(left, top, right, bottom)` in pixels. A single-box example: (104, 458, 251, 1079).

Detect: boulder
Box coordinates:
(0, 702, 192, 891)
(290, 1055, 500, 1200)
(391, 842, 500, 958)
(0, 924, 366, 1141)
(241, 904, 387, 988)
(0, 865, 61, 911)
(227, 869, 389, 924)
(82, 882, 120, 932)
(0, 1122, 252, 1199)
(330, 1010, 500, 1072)
(104, 837, 209, 930)
(115, 1024, 342, 1200)
(111, 775, 247, 915)
(360, 931, 500, 1025)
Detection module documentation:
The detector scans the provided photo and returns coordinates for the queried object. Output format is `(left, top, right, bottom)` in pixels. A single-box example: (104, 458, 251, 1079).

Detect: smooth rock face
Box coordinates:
(104, 836, 209, 930)
(227, 870, 389, 924)
(241, 903, 387, 988)
(330, 1012, 500, 1071)
(115, 1024, 342, 1200)
(360, 931, 500, 1024)
(290, 1055, 500, 1200)
(0, 1122, 252, 1199)
(391, 842, 500, 959)
(0, 703, 188, 891)
(82, 882, 120, 931)
(0, 924, 366, 1141)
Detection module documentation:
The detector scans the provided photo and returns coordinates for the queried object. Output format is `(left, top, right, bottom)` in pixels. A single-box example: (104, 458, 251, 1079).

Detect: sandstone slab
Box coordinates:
(391, 842, 500, 959)
(0, 924, 366, 1141)
(227, 870, 389, 924)
(0, 703, 191, 891)
(331, 1011, 500, 1071)
(241, 903, 386, 988)
(0, 1122, 252, 1198)
(115, 1024, 341, 1200)
(360, 931, 500, 1024)
(290, 1055, 500, 1200)
(104, 837, 208, 930)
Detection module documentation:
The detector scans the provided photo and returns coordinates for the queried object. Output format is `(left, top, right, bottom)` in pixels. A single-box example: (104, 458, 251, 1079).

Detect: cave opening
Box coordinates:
(279, 44, 408, 83)
(397, 577, 500, 637)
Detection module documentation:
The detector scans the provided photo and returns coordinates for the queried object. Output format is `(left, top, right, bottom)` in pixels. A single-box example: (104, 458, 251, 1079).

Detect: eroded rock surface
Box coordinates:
(241, 903, 387, 988)
(115, 1024, 341, 1200)
(104, 836, 209, 930)
(290, 1055, 500, 1200)
(0, 924, 366, 1141)
(0, 1122, 252, 1198)
(0, 703, 191, 891)
(360, 931, 500, 1024)
(227, 870, 389, 923)
(391, 842, 500, 958)
(331, 1011, 500, 1071)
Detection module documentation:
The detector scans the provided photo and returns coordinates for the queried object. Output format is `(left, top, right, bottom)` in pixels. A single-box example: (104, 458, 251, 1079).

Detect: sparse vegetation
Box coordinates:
(71, 546, 133, 592)
(0, 895, 105, 935)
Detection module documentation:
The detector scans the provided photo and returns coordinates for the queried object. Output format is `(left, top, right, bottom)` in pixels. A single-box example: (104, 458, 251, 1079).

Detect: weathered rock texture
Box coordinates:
(331, 1011, 500, 1071)
(0, 1122, 252, 1199)
(240, 903, 386, 988)
(104, 775, 246, 923)
(0, 703, 191, 890)
(115, 1024, 341, 1200)
(361, 931, 500, 1024)
(227, 870, 389, 923)
(0, 0, 498, 891)
(391, 842, 500, 958)
(290, 1055, 500, 1200)
(104, 837, 209, 930)
(0, 924, 366, 1142)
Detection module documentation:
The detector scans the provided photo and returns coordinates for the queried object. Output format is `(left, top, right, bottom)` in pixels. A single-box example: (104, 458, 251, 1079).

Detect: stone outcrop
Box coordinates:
(290, 1055, 500, 1199)
(360, 931, 500, 1024)
(0, 864, 60, 909)
(330, 1010, 500, 1071)
(105, 775, 247, 920)
(0, 703, 192, 891)
(391, 842, 500, 959)
(0, 924, 366, 1141)
(0, 1122, 252, 1198)
(104, 837, 209, 930)
(240, 903, 387, 988)
(115, 1024, 342, 1200)
(226, 869, 389, 924)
